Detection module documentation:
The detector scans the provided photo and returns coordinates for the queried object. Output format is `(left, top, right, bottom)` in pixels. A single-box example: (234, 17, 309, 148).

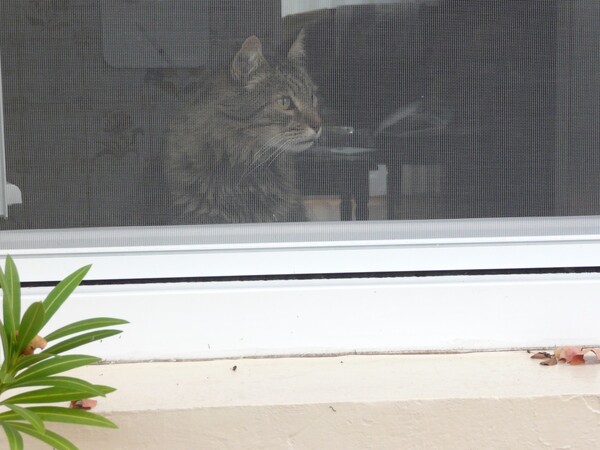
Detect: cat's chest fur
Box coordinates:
(167, 135, 305, 224)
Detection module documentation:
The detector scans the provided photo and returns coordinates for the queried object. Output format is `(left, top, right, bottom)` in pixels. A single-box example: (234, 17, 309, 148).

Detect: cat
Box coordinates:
(166, 31, 322, 224)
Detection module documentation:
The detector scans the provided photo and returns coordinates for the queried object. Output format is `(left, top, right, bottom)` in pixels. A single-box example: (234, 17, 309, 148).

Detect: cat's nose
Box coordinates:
(315, 126, 323, 140)
(306, 113, 322, 133)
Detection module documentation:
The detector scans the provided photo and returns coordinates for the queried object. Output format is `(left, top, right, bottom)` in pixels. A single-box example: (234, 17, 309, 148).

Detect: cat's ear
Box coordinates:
(287, 29, 306, 66)
(231, 36, 269, 86)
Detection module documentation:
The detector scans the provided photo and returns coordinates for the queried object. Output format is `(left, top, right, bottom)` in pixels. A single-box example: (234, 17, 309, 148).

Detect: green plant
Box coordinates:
(0, 256, 127, 449)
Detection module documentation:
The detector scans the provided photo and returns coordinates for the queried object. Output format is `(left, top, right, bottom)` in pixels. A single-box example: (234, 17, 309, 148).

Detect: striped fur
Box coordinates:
(166, 32, 322, 224)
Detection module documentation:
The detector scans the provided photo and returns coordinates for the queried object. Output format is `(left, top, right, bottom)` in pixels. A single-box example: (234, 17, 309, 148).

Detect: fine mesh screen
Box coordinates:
(0, 0, 598, 230)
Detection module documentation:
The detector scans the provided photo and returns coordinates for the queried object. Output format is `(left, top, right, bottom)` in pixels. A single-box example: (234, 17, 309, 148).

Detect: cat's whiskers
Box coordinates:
(238, 135, 289, 184)
(261, 139, 293, 172)
(249, 133, 313, 177)
(249, 134, 284, 165)
(238, 138, 282, 181)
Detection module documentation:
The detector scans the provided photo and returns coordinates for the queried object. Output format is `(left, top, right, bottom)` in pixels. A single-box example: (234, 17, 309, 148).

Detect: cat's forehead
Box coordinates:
(273, 63, 316, 95)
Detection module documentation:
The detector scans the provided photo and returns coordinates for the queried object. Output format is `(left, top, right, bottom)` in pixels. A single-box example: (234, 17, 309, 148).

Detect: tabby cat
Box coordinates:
(166, 31, 322, 224)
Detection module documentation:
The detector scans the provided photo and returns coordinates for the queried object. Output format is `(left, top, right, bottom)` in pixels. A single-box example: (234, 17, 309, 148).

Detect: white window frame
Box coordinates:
(2, 216, 600, 282)
(4, 217, 600, 361)
(16, 272, 600, 362)
(2, 1, 600, 361)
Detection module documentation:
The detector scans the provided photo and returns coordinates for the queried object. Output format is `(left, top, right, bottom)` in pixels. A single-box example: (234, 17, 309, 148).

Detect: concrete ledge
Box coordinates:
(4, 352, 600, 449)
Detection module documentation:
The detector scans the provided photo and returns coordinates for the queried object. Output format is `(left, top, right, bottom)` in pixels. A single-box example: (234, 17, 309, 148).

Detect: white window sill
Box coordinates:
(6, 352, 600, 449)
(20, 273, 600, 361)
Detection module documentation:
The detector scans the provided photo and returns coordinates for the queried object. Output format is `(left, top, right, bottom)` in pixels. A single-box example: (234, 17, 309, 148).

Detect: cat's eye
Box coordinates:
(276, 96, 294, 110)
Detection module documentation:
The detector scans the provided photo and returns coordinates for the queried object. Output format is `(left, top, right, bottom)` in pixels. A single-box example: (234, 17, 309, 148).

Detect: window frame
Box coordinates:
(2, 1, 600, 361)
(2, 215, 600, 283)
(18, 271, 600, 361)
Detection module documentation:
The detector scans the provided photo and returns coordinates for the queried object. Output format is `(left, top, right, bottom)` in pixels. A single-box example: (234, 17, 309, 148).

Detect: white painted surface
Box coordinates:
(78, 353, 600, 410)
(5, 183, 21, 206)
(21, 272, 600, 361)
(4, 216, 600, 282)
(3, 352, 599, 449)
(281, 0, 430, 17)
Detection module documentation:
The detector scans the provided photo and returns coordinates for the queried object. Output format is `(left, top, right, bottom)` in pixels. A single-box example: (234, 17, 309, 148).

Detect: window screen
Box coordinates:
(0, 0, 598, 230)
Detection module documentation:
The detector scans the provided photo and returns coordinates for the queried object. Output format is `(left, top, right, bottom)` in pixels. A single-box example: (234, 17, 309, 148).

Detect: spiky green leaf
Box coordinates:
(45, 317, 129, 342)
(15, 302, 45, 356)
(19, 406, 116, 429)
(0, 319, 10, 368)
(0, 260, 18, 344)
(43, 329, 122, 356)
(0, 369, 12, 385)
(4, 375, 106, 397)
(3, 257, 21, 329)
(0, 423, 23, 450)
(41, 265, 91, 328)
(13, 353, 51, 373)
(86, 384, 116, 396)
(7, 422, 78, 450)
(14, 355, 101, 384)
(2, 386, 99, 405)
(3, 404, 45, 434)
